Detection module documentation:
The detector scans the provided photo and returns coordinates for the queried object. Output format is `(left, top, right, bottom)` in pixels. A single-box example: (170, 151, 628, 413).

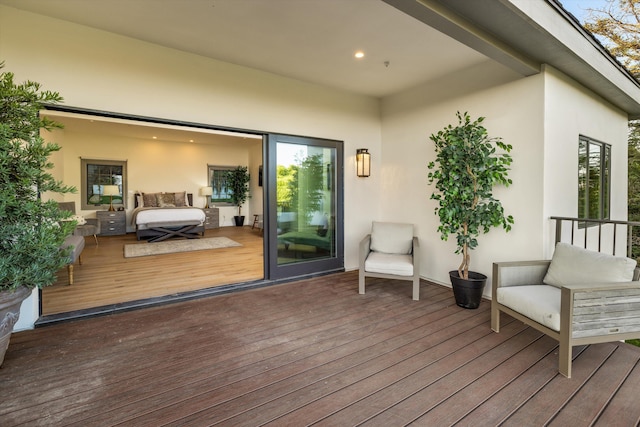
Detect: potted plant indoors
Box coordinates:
(225, 165, 251, 226)
(0, 63, 76, 366)
(427, 112, 514, 309)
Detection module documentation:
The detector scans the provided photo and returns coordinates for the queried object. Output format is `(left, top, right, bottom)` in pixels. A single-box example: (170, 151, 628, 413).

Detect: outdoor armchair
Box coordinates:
(492, 243, 640, 378)
(359, 221, 420, 300)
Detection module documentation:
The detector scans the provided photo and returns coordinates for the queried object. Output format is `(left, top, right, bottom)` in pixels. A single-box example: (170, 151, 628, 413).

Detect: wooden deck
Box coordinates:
(3, 271, 640, 426)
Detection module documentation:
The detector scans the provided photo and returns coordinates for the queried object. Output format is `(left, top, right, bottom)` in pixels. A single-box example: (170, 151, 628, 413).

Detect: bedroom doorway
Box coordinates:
(38, 107, 343, 321)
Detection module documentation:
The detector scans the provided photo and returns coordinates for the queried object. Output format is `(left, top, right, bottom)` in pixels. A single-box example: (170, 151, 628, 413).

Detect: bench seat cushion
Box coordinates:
(497, 285, 561, 331)
(61, 235, 85, 264)
(365, 252, 413, 276)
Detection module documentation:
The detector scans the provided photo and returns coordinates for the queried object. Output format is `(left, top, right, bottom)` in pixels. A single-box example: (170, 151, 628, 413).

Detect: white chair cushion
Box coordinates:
(497, 285, 561, 331)
(543, 242, 637, 288)
(370, 222, 413, 255)
(365, 252, 414, 276)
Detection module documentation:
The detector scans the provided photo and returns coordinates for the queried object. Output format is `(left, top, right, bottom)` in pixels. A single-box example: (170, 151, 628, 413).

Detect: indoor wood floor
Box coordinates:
(42, 226, 264, 316)
(4, 271, 640, 426)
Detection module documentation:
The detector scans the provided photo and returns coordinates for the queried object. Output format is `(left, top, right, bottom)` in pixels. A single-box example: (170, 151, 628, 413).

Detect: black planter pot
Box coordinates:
(233, 215, 245, 227)
(449, 270, 487, 309)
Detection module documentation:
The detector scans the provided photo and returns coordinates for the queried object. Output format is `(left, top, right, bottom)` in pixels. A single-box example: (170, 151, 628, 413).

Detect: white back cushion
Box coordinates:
(543, 242, 637, 288)
(370, 222, 413, 255)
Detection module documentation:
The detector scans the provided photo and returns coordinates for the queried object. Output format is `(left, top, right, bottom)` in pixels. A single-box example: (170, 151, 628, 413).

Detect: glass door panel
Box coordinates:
(267, 134, 343, 280)
(276, 142, 335, 264)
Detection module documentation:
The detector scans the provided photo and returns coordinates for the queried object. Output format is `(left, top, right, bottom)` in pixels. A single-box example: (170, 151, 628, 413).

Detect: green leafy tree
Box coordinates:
(277, 164, 297, 211)
(291, 154, 324, 225)
(582, 0, 640, 76)
(0, 62, 76, 290)
(428, 112, 514, 279)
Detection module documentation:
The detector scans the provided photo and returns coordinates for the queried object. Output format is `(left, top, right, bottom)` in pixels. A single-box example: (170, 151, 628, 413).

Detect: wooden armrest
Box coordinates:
(493, 260, 551, 289)
(359, 234, 371, 267)
(562, 281, 640, 292)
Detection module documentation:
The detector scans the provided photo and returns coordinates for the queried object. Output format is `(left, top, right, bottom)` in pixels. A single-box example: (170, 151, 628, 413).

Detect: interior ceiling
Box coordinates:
(41, 111, 262, 146)
(0, 0, 489, 99)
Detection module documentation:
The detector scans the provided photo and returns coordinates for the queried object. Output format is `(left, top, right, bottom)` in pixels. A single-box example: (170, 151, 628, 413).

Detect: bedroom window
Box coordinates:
(207, 165, 235, 205)
(578, 136, 610, 220)
(81, 158, 127, 210)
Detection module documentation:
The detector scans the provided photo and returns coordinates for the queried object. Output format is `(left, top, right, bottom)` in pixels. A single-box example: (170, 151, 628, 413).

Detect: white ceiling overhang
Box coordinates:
(385, 0, 640, 118)
(2, 0, 640, 117)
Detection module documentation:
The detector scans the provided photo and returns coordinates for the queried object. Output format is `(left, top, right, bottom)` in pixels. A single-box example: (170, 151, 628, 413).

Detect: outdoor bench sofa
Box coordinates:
(492, 242, 640, 378)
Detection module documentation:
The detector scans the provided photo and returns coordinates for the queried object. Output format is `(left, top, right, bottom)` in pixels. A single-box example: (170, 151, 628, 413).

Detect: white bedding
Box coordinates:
(133, 207, 205, 230)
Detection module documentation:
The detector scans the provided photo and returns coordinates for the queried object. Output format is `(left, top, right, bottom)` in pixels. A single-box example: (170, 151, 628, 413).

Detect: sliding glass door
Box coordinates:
(266, 134, 343, 280)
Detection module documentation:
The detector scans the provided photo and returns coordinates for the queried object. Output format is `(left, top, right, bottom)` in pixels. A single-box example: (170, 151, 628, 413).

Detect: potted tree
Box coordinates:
(427, 112, 514, 309)
(0, 63, 76, 366)
(225, 166, 251, 226)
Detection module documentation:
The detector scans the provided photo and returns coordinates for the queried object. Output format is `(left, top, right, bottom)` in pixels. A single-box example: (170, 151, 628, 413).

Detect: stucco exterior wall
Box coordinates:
(380, 63, 630, 296)
(542, 65, 629, 257)
(380, 60, 545, 291)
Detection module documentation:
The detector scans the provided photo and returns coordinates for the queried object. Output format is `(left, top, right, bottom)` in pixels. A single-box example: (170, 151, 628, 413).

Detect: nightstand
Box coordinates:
(202, 208, 219, 229)
(97, 210, 126, 236)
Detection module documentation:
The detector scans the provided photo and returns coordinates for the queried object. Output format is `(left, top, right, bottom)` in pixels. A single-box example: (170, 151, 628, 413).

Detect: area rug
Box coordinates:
(123, 237, 242, 258)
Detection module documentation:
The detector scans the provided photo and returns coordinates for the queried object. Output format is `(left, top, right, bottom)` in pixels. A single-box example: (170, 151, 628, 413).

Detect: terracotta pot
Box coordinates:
(449, 270, 487, 309)
(0, 286, 31, 367)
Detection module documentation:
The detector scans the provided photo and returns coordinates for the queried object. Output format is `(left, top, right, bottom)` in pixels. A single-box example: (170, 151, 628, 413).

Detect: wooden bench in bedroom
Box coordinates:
(139, 220, 204, 242)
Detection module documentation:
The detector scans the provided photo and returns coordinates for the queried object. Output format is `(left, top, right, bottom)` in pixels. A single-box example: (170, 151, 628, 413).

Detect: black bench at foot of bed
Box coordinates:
(136, 221, 205, 242)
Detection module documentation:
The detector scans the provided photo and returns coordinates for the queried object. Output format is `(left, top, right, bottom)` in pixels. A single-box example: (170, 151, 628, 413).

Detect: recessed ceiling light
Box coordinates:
(354, 51, 365, 59)
(152, 136, 157, 139)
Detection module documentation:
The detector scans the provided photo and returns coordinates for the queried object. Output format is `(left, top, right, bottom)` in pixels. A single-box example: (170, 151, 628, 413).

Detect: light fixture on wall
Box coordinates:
(102, 185, 119, 211)
(200, 186, 213, 208)
(356, 148, 371, 177)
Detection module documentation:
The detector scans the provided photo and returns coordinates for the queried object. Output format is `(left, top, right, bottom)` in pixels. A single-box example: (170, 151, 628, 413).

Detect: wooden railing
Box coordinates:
(550, 216, 640, 258)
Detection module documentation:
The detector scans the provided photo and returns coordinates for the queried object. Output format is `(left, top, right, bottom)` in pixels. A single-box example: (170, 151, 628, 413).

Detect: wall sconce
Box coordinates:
(200, 186, 213, 208)
(102, 185, 120, 211)
(356, 148, 371, 177)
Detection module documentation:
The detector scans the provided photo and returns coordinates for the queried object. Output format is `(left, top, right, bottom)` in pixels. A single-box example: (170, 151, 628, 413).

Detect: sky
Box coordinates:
(559, 0, 611, 23)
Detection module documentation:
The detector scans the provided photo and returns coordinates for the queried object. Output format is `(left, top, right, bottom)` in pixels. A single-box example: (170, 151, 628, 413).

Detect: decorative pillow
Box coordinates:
(174, 191, 187, 207)
(370, 222, 414, 255)
(135, 193, 144, 208)
(158, 193, 176, 207)
(72, 215, 86, 225)
(142, 192, 160, 207)
(543, 242, 637, 288)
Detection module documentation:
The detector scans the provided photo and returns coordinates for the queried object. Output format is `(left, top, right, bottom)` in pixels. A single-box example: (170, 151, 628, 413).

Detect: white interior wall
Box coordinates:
(248, 142, 265, 226)
(1, 6, 381, 330)
(48, 128, 262, 229)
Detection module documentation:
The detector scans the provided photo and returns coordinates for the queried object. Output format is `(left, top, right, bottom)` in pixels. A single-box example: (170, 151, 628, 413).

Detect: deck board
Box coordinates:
(3, 271, 640, 426)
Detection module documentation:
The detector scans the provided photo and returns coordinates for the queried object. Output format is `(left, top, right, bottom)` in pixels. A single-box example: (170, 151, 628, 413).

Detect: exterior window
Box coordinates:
(207, 165, 234, 205)
(80, 159, 127, 210)
(578, 136, 611, 220)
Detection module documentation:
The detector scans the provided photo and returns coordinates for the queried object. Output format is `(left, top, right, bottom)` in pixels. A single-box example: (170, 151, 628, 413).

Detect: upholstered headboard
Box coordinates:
(134, 192, 194, 208)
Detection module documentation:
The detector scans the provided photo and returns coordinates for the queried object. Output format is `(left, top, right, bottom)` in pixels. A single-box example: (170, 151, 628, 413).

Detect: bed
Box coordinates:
(132, 192, 206, 242)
